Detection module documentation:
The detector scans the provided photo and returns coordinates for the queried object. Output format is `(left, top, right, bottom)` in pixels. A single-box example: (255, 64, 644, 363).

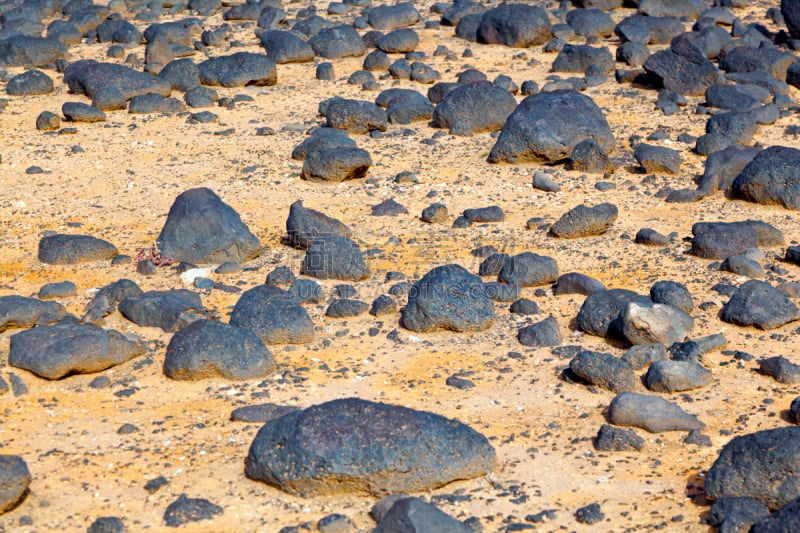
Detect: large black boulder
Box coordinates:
(198, 52, 277, 87)
(432, 81, 517, 135)
(401, 264, 495, 333)
(300, 236, 369, 281)
(38, 234, 118, 264)
(245, 398, 496, 496)
(157, 187, 261, 264)
(284, 200, 352, 249)
(720, 280, 799, 330)
(476, 3, 551, 47)
(64, 60, 171, 101)
(164, 319, 275, 380)
(730, 146, 800, 210)
(9, 321, 145, 380)
(642, 35, 724, 96)
(229, 285, 315, 344)
(0, 36, 67, 67)
(260, 30, 313, 64)
(488, 90, 614, 164)
(706, 427, 800, 510)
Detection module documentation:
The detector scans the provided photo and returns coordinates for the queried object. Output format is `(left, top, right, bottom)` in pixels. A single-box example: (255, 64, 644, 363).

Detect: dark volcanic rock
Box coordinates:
(432, 81, 517, 135)
(300, 236, 369, 281)
(607, 392, 705, 432)
(552, 44, 614, 75)
(0, 455, 31, 514)
(401, 264, 495, 333)
(751, 497, 800, 532)
(326, 298, 370, 318)
(488, 90, 614, 164)
(615, 14, 683, 45)
(0, 36, 67, 67)
(324, 98, 387, 134)
(6, 69, 53, 95)
(642, 36, 724, 96)
(82, 279, 142, 325)
(377, 88, 434, 125)
(463, 205, 504, 222)
(284, 200, 352, 249)
(164, 494, 223, 527)
(368, 3, 421, 30)
(301, 148, 372, 182)
(245, 398, 497, 496)
(9, 321, 145, 379)
(708, 497, 769, 533)
(157, 187, 261, 264)
(62, 102, 106, 122)
(87, 516, 125, 533)
(310, 25, 366, 58)
(633, 143, 681, 174)
(759, 356, 800, 384)
(720, 46, 795, 83)
(230, 403, 300, 423)
(577, 288, 651, 338)
(705, 426, 800, 510)
(38, 234, 117, 264)
(645, 360, 712, 392)
(128, 94, 185, 114)
(650, 280, 693, 314)
(118, 290, 207, 333)
(230, 285, 315, 344)
(549, 203, 618, 238)
(697, 145, 761, 195)
(553, 272, 605, 296)
(575, 503, 604, 525)
(566, 8, 615, 38)
(497, 252, 558, 287)
(594, 424, 645, 451)
(372, 199, 407, 216)
(291, 128, 357, 161)
(569, 350, 636, 392)
(478, 253, 508, 276)
(374, 497, 472, 533)
(720, 280, 799, 330)
(65, 60, 171, 101)
(730, 146, 800, 210)
(569, 138, 611, 174)
(260, 30, 314, 64)
(198, 52, 277, 87)
(164, 319, 274, 380)
(158, 58, 201, 92)
(509, 298, 540, 315)
(691, 222, 759, 260)
(695, 111, 757, 156)
(376, 28, 419, 53)
(476, 3, 551, 47)
(0, 296, 67, 332)
(517, 316, 561, 347)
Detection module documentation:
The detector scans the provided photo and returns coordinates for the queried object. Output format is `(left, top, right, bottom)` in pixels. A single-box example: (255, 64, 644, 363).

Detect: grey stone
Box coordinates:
(721, 280, 799, 329)
(577, 288, 651, 338)
(594, 424, 644, 451)
(650, 280, 693, 313)
(497, 252, 558, 287)
(163, 494, 222, 528)
(82, 279, 142, 325)
(645, 360, 712, 392)
(260, 30, 313, 64)
(721, 255, 764, 278)
(709, 497, 769, 533)
(374, 498, 471, 533)
(517, 316, 561, 347)
(621, 301, 694, 346)
(635, 228, 669, 246)
(607, 392, 705, 433)
(376, 28, 418, 53)
(65, 60, 171, 101)
(568, 139, 611, 174)
(300, 236, 369, 281)
(731, 146, 800, 210)
(642, 36, 724, 96)
(476, 3, 551, 47)
(6, 69, 53, 95)
(759, 356, 800, 384)
(198, 52, 276, 87)
(326, 298, 369, 318)
(569, 350, 636, 392)
(0, 36, 67, 67)
(301, 148, 372, 182)
(284, 200, 352, 250)
(549, 203, 618, 238)
(432, 81, 517, 135)
(552, 44, 614, 75)
(230, 285, 315, 344)
(633, 143, 681, 174)
(324, 98, 387, 134)
(118, 289, 207, 333)
(310, 25, 366, 58)
(0, 455, 31, 514)
(367, 3, 420, 30)
(695, 111, 757, 156)
(0, 295, 67, 333)
(62, 102, 107, 122)
(128, 94, 185, 114)
(38, 233, 117, 264)
(38, 281, 77, 300)
(622, 343, 667, 370)
(553, 272, 605, 296)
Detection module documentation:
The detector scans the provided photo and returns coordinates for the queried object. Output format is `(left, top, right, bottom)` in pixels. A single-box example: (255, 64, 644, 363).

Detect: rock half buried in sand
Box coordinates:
(284, 200, 352, 250)
(488, 90, 614, 164)
(0, 295, 67, 333)
(300, 236, 369, 281)
(705, 426, 800, 510)
(9, 321, 145, 380)
(38, 234, 118, 264)
(607, 392, 705, 433)
(401, 264, 495, 332)
(549, 203, 618, 238)
(621, 301, 694, 346)
(229, 285, 314, 344)
(0, 455, 31, 514)
(720, 280, 799, 330)
(164, 320, 275, 380)
(245, 398, 497, 496)
(374, 497, 472, 533)
(157, 187, 261, 265)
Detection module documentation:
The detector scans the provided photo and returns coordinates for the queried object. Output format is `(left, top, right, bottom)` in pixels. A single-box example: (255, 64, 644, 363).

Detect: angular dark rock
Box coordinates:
(229, 285, 315, 344)
(38, 233, 117, 264)
(695, 111, 757, 156)
(0, 296, 67, 333)
(38, 281, 77, 300)
(0, 36, 67, 67)
(621, 301, 693, 346)
(497, 252, 558, 287)
(284, 200, 352, 250)
(708, 497, 770, 533)
(82, 279, 142, 325)
(421, 203, 448, 224)
(705, 426, 800, 510)
(164, 494, 222, 528)
(622, 343, 667, 370)
(566, 8, 614, 38)
(615, 14, 684, 45)
(509, 298, 540, 315)
(569, 350, 636, 392)
(645, 360, 712, 392)
(759, 356, 800, 384)
(720, 280, 799, 330)
(594, 424, 644, 451)
(569, 138, 611, 174)
(607, 392, 705, 432)
(291, 128, 357, 161)
(245, 398, 497, 496)
(552, 44, 614, 75)
(549, 203, 618, 238)
(697, 145, 761, 195)
(650, 280, 693, 314)
(164, 319, 274, 380)
(463, 205, 504, 222)
(65, 60, 171, 101)
(577, 288, 651, 338)
(326, 298, 369, 318)
(751, 497, 800, 532)
(639, 0, 707, 18)
(87, 516, 125, 533)
(0, 455, 31, 514)
(157, 187, 261, 264)
(432, 81, 516, 135)
(478, 253, 508, 276)
(401, 264, 495, 333)
(730, 146, 800, 210)
(553, 272, 605, 296)
(310, 25, 366, 58)
(720, 46, 795, 83)
(370, 294, 397, 317)
(489, 90, 614, 164)
(721, 255, 764, 279)
(6, 69, 53, 96)
(300, 236, 369, 281)
(158, 58, 200, 92)
(9, 321, 145, 379)
(118, 290, 207, 333)
(517, 316, 561, 347)
(633, 143, 681, 174)
(642, 36, 724, 96)
(371, 198, 407, 216)
(691, 222, 759, 260)
(198, 52, 277, 87)
(376, 28, 418, 53)
(374, 497, 472, 533)
(260, 30, 314, 64)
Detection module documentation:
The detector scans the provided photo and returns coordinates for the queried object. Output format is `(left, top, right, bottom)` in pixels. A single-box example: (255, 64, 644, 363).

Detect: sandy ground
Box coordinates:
(1, 0, 800, 531)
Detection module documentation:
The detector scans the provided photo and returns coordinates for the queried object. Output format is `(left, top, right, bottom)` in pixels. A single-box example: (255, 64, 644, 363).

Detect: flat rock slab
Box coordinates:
(245, 398, 497, 496)
(157, 187, 261, 265)
(401, 264, 494, 332)
(164, 319, 275, 380)
(38, 234, 118, 264)
(0, 455, 31, 514)
(721, 280, 799, 330)
(0, 295, 67, 332)
(9, 321, 145, 379)
(229, 284, 315, 344)
(607, 392, 705, 432)
(705, 426, 800, 510)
